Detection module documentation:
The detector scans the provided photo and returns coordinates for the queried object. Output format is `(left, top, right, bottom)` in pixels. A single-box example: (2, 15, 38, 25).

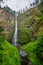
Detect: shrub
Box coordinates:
(23, 34, 43, 65)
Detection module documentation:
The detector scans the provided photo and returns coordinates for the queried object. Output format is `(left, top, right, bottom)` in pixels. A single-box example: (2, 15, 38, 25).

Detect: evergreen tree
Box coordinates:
(0, 0, 7, 8)
(35, 0, 39, 5)
(19, 10, 20, 14)
(33, 2, 35, 6)
(40, 0, 43, 3)
(0, 0, 3, 8)
(21, 9, 22, 13)
(26, 6, 27, 10)
(30, 3, 32, 7)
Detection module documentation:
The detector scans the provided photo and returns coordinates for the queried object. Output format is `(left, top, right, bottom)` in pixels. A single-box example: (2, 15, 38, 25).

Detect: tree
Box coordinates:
(40, 0, 43, 3)
(4, 5, 15, 16)
(33, 2, 35, 6)
(0, 0, 3, 8)
(26, 6, 27, 10)
(19, 10, 20, 14)
(30, 3, 32, 7)
(35, 0, 39, 5)
(21, 9, 22, 13)
(0, 0, 7, 8)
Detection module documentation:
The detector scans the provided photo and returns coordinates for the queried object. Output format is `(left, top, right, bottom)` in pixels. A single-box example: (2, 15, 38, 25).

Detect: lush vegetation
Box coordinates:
(18, 3, 43, 44)
(23, 34, 43, 65)
(0, 1, 43, 65)
(0, 36, 20, 65)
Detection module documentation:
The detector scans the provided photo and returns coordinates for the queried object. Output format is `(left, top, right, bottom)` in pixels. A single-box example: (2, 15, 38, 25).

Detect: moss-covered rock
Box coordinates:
(0, 36, 20, 65)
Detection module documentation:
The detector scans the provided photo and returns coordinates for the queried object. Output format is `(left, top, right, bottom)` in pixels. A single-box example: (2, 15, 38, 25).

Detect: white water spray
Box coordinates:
(12, 14, 18, 46)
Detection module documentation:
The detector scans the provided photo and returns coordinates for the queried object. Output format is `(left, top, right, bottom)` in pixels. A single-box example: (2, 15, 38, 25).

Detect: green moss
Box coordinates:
(0, 36, 20, 65)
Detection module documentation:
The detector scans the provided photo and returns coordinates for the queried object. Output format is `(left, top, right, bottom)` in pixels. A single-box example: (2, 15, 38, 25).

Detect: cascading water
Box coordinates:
(12, 13, 29, 65)
(12, 14, 18, 46)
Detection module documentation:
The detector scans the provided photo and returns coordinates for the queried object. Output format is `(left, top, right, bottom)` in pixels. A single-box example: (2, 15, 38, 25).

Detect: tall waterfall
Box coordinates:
(12, 14, 18, 46)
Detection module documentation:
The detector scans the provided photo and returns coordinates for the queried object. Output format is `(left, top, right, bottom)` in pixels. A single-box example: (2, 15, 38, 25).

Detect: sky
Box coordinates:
(1, 0, 34, 11)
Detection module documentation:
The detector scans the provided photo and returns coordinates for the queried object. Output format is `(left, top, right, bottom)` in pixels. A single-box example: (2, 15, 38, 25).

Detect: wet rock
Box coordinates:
(19, 50, 29, 65)
(21, 56, 29, 65)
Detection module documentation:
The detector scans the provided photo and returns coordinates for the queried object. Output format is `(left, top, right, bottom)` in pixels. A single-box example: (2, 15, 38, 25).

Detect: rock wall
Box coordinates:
(0, 9, 15, 41)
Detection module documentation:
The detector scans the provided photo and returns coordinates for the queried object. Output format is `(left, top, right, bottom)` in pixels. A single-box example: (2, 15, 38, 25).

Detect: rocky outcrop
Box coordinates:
(0, 9, 15, 41)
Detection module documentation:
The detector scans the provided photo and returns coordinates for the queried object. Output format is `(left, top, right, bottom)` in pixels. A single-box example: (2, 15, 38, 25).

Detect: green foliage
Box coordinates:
(0, 36, 20, 65)
(23, 35, 43, 65)
(18, 3, 43, 44)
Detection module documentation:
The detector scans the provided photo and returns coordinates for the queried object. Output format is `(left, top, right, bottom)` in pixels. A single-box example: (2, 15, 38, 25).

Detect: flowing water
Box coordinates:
(12, 14, 18, 46)
(12, 14, 29, 65)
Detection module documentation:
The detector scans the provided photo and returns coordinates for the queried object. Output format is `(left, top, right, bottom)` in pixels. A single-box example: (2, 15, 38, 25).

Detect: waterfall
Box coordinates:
(12, 13, 29, 65)
(12, 14, 18, 46)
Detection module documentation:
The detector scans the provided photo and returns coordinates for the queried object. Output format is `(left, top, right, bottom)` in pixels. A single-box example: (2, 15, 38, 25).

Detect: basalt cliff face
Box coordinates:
(0, 8, 15, 41)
